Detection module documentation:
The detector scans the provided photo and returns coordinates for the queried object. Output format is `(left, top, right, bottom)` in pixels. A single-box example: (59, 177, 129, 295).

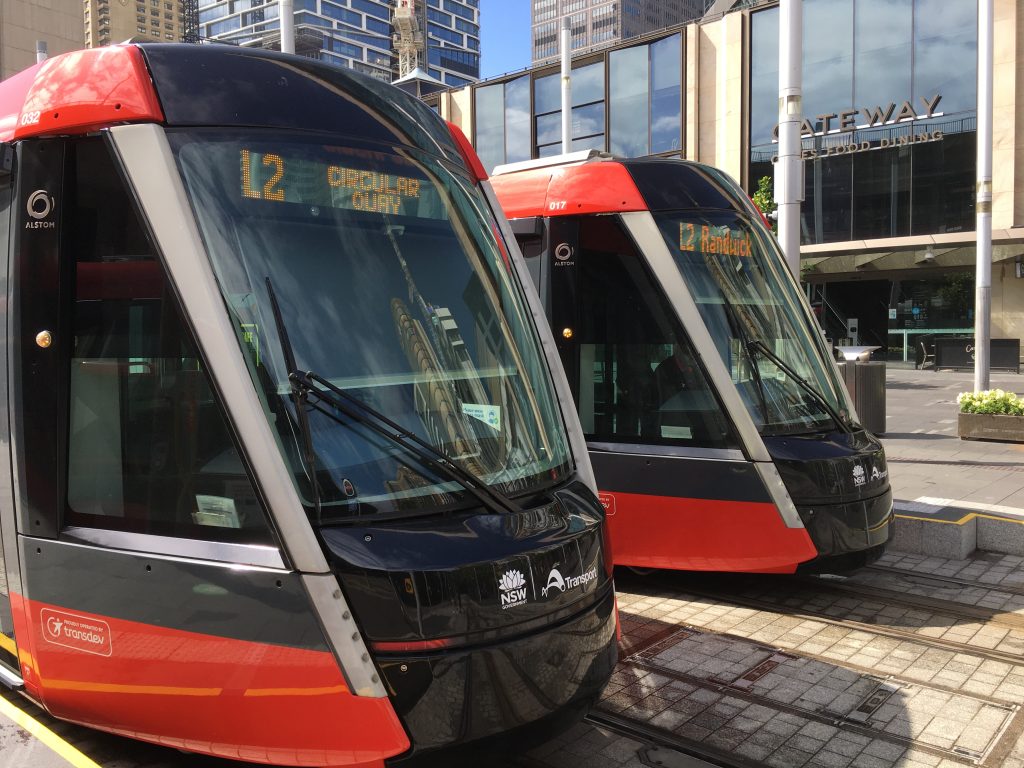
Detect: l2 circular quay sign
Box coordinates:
(771, 94, 944, 160)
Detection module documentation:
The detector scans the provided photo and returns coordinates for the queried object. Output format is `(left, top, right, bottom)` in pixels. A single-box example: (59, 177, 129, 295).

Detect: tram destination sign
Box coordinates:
(239, 148, 432, 216)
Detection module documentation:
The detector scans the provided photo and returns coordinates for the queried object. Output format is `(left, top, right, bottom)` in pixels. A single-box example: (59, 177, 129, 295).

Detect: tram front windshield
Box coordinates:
(171, 131, 571, 519)
(653, 211, 851, 435)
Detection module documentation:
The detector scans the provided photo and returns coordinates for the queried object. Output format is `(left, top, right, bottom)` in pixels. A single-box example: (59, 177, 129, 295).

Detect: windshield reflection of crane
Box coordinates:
(384, 223, 551, 502)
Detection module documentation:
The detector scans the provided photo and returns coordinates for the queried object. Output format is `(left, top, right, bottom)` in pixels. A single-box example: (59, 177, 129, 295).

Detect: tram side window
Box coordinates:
(64, 139, 273, 544)
(561, 217, 738, 450)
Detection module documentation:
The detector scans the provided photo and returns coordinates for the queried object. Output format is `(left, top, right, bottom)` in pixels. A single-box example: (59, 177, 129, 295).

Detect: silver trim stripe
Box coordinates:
(617, 212, 804, 529)
(63, 527, 286, 570)
(618, 212, 772, 463)
(481, 180, 599, 495)
(108, 124, 387, 698)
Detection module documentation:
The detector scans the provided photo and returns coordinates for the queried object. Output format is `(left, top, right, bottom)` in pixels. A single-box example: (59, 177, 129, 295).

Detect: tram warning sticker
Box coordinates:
(41, 609, 112, 657)
(462, 403, 501, 431)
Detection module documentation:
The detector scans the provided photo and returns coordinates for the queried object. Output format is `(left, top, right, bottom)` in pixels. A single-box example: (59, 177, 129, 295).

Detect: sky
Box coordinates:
(479, 0, 532, 79)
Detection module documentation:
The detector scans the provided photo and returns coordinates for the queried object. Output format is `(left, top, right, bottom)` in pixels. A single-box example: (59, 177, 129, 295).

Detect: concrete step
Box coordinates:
(892, 497, 1024, 559)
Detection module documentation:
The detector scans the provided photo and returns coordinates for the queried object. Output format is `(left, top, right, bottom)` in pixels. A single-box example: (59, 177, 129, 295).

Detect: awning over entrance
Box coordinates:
(800, 229, 1024, 280)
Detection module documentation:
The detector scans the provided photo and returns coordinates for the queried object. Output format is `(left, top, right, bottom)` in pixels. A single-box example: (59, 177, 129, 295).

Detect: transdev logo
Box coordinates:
(498, 569, 528, 610)
(41, 608, 112, 657)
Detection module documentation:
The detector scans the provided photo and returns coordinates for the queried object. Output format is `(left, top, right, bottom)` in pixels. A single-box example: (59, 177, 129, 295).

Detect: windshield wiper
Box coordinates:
(266, 277, 323, 522)
(264, 278, 520, 518)
(291, 371, 522, 516)
(746, 339, 854, 434)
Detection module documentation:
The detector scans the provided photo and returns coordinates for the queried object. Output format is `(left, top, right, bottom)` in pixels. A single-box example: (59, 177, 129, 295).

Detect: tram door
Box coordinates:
(6, 134, 325, 740)
(0, 142, 21, 685)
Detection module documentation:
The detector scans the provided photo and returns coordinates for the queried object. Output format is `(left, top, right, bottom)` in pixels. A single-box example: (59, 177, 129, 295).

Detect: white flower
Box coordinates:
(498, 570, 526, 591)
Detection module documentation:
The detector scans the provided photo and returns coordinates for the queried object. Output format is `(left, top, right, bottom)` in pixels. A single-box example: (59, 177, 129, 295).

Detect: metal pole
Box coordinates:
(775, 0, 803, 277)
(35, 41, 47, 64)
(975, 0, 993, 392)
(280, 0, 295, 55)
(560, 17, 572, 154)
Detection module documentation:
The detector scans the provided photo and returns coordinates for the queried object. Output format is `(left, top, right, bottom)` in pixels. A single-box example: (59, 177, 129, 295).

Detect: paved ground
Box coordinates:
(882, 367, 1024, 510)
(3, 365, 1024, 768)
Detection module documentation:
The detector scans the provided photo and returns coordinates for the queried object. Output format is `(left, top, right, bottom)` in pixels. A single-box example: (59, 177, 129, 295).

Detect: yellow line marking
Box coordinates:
(0, 694, 104, 768)
(896, 511, 1024, 527)
(0, 633, 15, 656)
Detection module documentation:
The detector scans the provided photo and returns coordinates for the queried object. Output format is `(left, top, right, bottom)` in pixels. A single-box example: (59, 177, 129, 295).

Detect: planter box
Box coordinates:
(958, 412, 1024, 442)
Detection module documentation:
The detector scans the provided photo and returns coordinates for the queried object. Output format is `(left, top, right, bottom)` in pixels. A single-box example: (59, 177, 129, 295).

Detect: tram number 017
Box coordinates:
(241, 148, 286, 201)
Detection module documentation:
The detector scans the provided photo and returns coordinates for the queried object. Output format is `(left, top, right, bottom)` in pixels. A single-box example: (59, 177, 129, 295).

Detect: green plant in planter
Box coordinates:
(957, 389, 1024, 415)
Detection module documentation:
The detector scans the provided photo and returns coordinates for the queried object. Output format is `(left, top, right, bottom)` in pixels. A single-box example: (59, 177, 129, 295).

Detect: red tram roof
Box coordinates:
(0, 46, 164, 142)
(489, 159, 648, 219)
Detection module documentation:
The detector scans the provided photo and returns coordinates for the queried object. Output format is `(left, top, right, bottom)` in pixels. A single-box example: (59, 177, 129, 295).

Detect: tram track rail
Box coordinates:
(612, 577, 1024, 766)
(792, 574, 1024, 631)
(612, 642, 988, 766)
(866, 563, 1024, 598)
(585, 710, 753, 768)
(629, 574, 1024, 668)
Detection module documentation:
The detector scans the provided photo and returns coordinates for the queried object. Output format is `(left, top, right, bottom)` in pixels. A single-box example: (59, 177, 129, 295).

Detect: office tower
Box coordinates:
(84, 0, 189, 48)
(198, 0, 479, 86)
(531, 0, 709, 64)
(0, 0, 83, 78)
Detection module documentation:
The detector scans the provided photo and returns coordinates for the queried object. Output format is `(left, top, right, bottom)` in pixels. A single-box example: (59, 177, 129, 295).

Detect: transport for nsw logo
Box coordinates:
(498, 569, 528, 610)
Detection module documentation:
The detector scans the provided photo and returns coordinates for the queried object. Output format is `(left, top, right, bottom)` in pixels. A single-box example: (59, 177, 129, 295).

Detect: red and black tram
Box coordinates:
(490, 152, 893, 574)
(0, 46, 616, 765)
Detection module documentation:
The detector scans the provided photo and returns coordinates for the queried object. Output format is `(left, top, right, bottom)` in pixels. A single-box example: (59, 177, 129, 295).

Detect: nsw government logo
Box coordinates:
(498, 569, 528, 610)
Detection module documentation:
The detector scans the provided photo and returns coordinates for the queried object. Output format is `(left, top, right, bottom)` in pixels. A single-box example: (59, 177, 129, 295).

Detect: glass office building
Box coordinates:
(472, 29, 683, 173)
(531, 0, 708, 64)
(197, 0, 479, 86)
(438, 0, 1024, 365)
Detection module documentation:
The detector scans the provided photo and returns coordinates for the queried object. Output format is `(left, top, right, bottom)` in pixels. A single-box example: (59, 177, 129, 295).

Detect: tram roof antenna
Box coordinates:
(393, 0, 424, 79)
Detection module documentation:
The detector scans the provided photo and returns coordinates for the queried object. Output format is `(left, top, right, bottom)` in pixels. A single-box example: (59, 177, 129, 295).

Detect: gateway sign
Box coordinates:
(772, 94, 943, 140)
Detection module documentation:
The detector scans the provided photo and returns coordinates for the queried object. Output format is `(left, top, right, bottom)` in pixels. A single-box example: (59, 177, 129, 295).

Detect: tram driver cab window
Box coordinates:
(64, 139, 273, 544)
(558, 216, 738, 450)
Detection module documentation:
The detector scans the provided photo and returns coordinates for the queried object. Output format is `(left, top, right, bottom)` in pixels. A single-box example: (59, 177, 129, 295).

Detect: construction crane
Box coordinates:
(392, 0, 424, 78)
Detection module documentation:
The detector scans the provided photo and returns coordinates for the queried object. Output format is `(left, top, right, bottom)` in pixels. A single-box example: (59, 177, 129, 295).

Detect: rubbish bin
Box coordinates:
(836, 361, 886, 435)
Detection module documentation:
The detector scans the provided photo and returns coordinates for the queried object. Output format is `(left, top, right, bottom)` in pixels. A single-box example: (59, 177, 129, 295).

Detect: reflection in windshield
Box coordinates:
(655, 212, 852, 435)
(173, 131, 571, 518)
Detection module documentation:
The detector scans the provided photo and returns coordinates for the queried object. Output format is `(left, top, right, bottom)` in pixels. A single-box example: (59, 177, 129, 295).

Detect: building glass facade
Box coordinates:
(452, 1, 1023, 365)
(749, 0, 978, 245)
(198, 0, 479, 85)
(530, 0, 706, 65)
(474, 32, 683, 172)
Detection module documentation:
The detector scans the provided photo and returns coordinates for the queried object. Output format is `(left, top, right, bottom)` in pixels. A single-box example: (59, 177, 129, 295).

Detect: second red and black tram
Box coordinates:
(0, 46, 616, 765)
(491, 153, 893, 574)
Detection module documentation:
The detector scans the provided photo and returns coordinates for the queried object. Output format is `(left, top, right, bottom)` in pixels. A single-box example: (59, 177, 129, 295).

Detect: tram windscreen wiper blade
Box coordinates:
(291, 370, 522, 516)
(266, 277, 323, 522)
(746, 339, 854, 434)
